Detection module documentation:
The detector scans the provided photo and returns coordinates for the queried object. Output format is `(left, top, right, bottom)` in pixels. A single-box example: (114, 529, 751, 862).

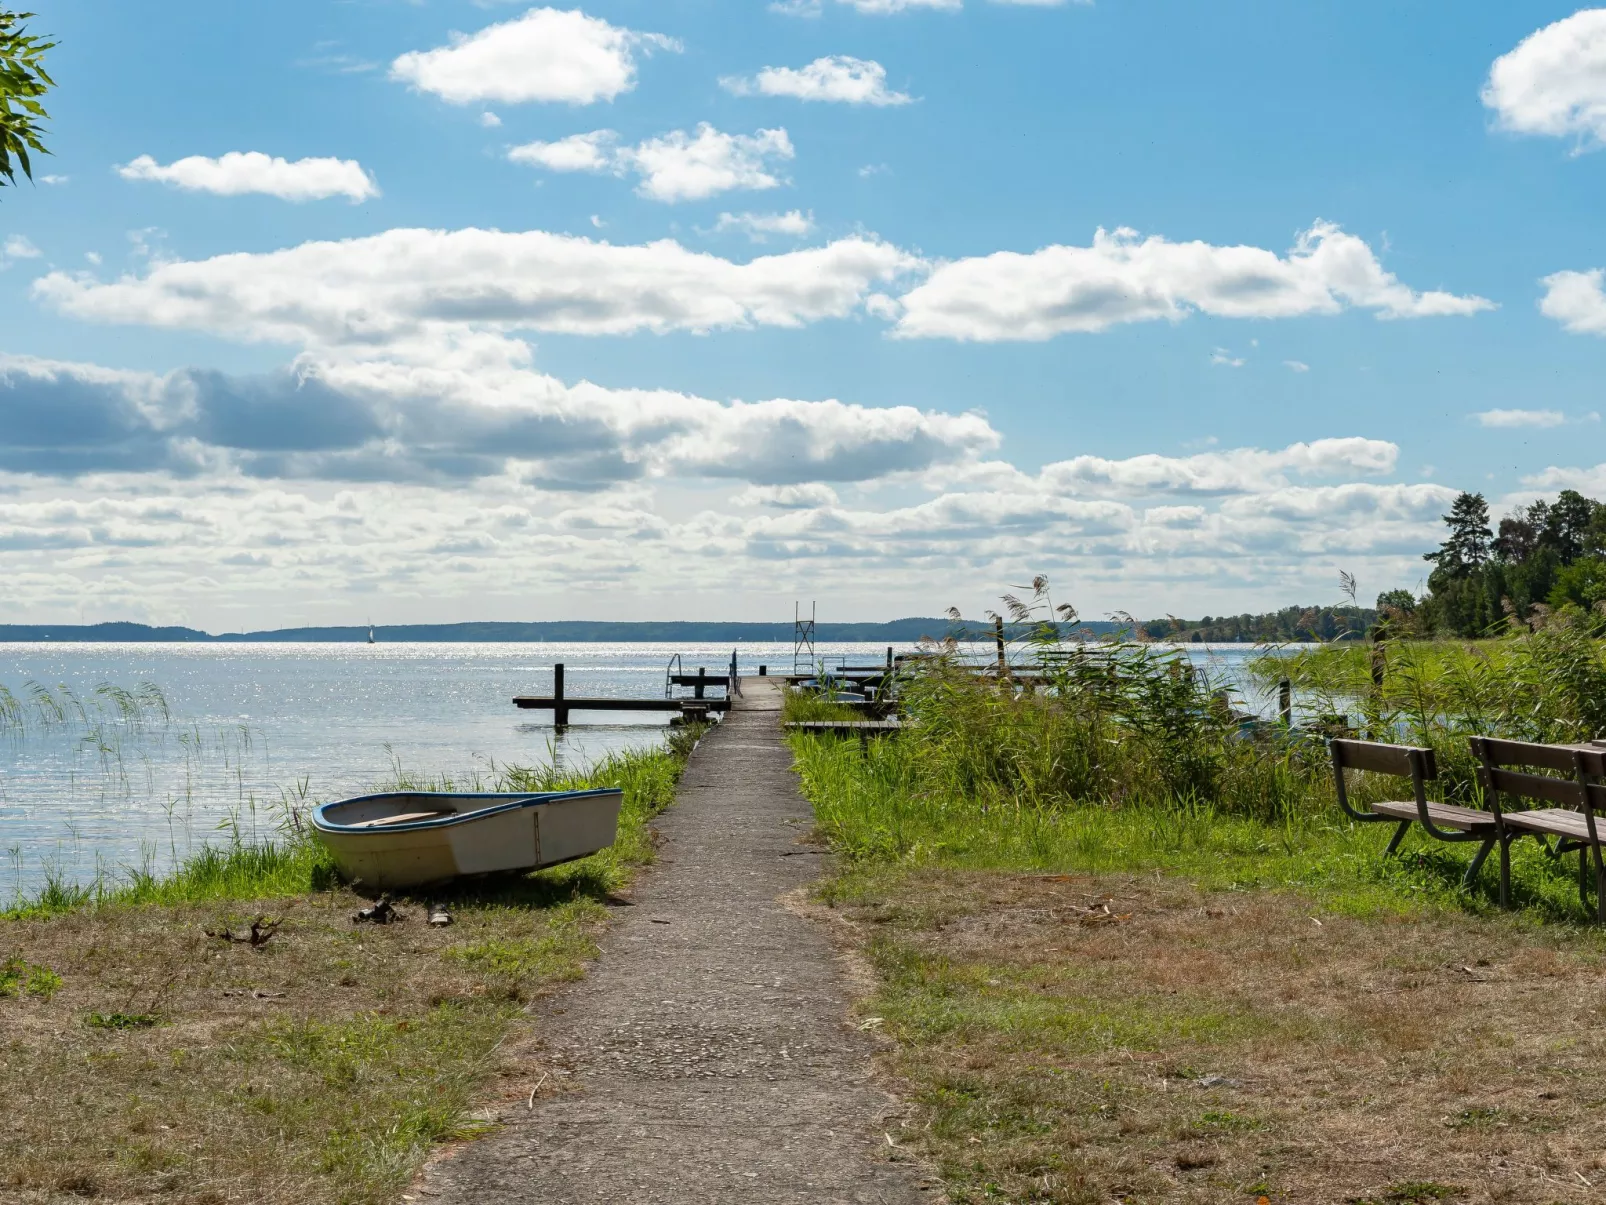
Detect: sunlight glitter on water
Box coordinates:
(0, 640, 1280, 898)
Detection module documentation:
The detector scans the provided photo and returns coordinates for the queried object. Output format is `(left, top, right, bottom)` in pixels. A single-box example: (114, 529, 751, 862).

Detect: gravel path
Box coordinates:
(420, 679, 932, 1204)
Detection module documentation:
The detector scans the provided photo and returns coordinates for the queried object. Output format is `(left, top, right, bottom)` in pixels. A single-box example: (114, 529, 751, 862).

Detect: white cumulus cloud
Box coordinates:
(721, 56, 911, 106)
(116, 152, 379, 202)
(890, 221, 1493, 341)
(733, 483, 841, 509)
(841, 0, 960, 11)
(0, 352, 999, 490)
(779, 0, 1076, 10)
(390, 7, 679, 106)
(1483, 9, 1606, 148)
(1474, 408, 1566, 429)
(33, 227, 920, 360)
(713, 210, 816, 241)
(2, 234, 42, 266)
(508, 123, 795, 202)
(1539, 267, 1606, 334)
(507, 130, 619, 172)
(1036, 438, 1399, 498)
(1524, 462, 1606, 494)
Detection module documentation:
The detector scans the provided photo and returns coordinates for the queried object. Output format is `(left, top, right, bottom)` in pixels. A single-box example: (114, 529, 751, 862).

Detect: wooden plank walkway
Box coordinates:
(419, 678, 930, 1204)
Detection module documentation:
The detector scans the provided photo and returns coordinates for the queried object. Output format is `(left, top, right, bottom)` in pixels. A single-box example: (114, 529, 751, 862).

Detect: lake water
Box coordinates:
(0, 640, 1279, 899)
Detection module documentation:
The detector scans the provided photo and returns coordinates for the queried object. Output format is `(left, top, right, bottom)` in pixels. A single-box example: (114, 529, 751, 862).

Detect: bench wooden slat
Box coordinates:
(1331, 738, 1436, 778)
(1370, 800, 1495, 831)
(1501, 808, 1606, 842)
(1485, 767, 1585, 808)
(1477, 736, 1606, 775)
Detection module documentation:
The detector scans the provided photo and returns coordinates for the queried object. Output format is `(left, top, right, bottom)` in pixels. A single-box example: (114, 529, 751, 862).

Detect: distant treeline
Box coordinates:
(0, 618, 1126, 644)
(1137, 606, 1377, 644)
(0, 614, 1387, 646)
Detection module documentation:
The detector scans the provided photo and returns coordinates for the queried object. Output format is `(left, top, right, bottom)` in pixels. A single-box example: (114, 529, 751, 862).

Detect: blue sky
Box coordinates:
(2, 1, 1606, 628)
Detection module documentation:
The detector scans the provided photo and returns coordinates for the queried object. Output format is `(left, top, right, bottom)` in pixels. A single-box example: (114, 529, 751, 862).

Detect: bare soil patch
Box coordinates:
(828, 868, 1606, 1205)
(0, 887, 603, 1205)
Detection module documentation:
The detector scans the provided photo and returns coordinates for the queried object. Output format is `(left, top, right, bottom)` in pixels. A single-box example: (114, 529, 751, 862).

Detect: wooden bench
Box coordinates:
(1470, 737, 1606, 920)
(1330, 738, 1496, 887)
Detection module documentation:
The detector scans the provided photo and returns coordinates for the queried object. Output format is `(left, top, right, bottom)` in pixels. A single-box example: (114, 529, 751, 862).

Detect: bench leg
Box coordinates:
(1585, 843, 1606, 924)
(1597, 848, 1606, 926)
(1497, 832, 1512, 910)
(1383, 821, 1410, 858)
(1463, 836, 1494, 889)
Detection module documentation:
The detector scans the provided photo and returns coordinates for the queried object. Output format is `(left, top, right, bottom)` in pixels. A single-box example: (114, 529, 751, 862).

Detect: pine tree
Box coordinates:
(1424, 492, 1492, 578)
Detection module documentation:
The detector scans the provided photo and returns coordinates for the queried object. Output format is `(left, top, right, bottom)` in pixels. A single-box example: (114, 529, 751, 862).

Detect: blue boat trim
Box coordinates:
(311, 788, 624, 836)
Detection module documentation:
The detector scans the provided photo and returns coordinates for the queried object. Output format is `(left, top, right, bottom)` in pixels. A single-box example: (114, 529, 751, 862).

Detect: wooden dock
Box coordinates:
(514, 662, 731, 725)
(784, 720, 902, 736)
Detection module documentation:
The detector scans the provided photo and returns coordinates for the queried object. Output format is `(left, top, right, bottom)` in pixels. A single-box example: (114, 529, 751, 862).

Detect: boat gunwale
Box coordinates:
(311, 788, 623, 836)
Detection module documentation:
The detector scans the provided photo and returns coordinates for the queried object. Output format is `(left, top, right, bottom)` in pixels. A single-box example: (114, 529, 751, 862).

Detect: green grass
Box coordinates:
(0, 725, 702, 1205)
(868, 937, 1273, 1053)
(85, 1010, 161, 1030)
(1246, 624, 1606, 744)
(258, 1000, 516, 1197)
(794, 729, 1605, 925)
(7, 725, 701, 920)
(786, 629, 1606, 1203)
(0, 955, 61, 998)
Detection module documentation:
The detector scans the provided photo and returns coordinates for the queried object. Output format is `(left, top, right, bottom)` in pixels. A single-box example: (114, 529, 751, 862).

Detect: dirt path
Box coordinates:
(420, 678, 932, 1204)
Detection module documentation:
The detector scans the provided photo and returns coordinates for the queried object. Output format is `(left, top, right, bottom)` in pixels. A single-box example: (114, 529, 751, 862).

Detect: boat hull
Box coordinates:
(311, 789, 623, 890)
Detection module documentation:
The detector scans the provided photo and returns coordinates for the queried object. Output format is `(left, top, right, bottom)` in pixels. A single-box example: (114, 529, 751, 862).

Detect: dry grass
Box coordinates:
(0, 882, 615, 1205)
(825, 868, 1606, 1205)
(0, 732, 696, 1203)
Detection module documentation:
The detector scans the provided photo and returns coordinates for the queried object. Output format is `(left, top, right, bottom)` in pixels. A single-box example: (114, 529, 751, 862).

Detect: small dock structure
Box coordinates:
(515, 660, 734, 726)
(785, 718, 903, 754)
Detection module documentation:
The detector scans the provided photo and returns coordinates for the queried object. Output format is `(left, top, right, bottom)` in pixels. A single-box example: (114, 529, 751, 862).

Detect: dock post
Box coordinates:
(886, 645, 892, 670)
(995, 616, 1006, 675)
(554, 663, 568, 727)
(694, 667, 707, 699)
(1278, 678, 1292, 728)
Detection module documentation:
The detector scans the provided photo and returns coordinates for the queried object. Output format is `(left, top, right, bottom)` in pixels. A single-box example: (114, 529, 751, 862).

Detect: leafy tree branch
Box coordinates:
(0, 9, 56, 188)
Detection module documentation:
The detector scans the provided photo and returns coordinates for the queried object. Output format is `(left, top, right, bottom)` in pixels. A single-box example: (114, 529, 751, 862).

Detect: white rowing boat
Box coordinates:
(311, 788, 623, 889)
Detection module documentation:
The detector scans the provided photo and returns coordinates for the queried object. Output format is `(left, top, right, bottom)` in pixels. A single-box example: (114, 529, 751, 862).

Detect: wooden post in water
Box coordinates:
(553, 662, 568, 727)
(886, 645, 893, 670)
(1279, 678, 1292, 727)
(994, 616, 1006, 674)
(694, 667, 707, 699)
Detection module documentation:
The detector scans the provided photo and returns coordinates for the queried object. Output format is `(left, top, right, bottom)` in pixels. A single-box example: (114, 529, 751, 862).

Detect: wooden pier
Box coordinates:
(514, 662, 732, 725)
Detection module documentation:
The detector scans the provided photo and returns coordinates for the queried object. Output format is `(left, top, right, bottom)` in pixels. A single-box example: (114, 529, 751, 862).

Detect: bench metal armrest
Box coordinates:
(1330, 741, 1386, 824)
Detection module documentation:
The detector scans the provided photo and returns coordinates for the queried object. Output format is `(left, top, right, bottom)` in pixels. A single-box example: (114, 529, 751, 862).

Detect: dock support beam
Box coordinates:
(554, 662, 568, 727)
